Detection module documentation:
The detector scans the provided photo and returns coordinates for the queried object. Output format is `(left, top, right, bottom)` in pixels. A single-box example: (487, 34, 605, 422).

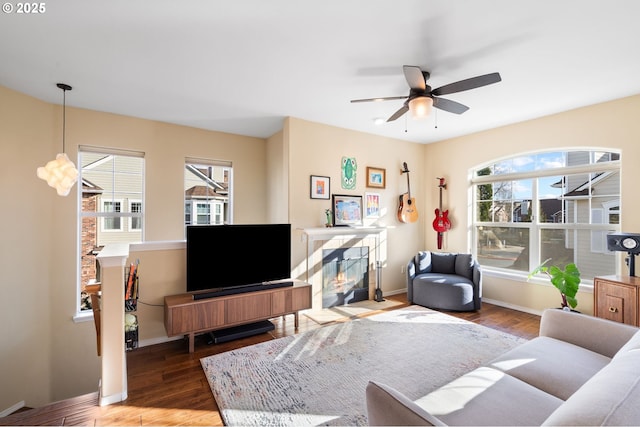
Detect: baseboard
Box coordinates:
(0, 400, 25, 417)
(383, 287, 407, 297)
(99, 391, 127, 407)
(482, 298, 543, 316)
(137, 335, 182, 348)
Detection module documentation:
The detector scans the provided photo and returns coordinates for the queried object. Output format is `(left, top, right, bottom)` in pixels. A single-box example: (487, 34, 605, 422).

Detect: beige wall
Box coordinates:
(2, 82, 639, 411)
(423, 94, 640, 313)
(126, 244, 186, 345)
(0, 85, 55, 411)
(266, 128, 288, 223)
(285, 117, 426, 292)
(0, 85, 268, 410)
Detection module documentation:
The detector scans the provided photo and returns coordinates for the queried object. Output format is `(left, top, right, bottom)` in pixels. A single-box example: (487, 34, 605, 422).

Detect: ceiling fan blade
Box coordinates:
(433, 97, 469, 114)
(387, 104, 409, 122)
(350, 96, 407, 103)
(432, 72, 501, 96)
(403, 65, 426, 91)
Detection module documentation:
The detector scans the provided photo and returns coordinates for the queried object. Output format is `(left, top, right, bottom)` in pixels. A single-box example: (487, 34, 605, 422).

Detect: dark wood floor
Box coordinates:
(1, 295, 540, 426)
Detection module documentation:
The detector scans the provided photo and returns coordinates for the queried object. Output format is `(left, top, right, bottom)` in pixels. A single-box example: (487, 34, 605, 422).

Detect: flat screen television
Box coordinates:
(186, 224, 292, 297)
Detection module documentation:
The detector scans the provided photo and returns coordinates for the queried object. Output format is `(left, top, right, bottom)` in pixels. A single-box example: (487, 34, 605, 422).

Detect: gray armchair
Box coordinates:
(407, 251, 482, 311)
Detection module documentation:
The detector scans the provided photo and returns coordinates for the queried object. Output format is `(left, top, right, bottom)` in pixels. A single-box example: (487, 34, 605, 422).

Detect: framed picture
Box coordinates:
(366, 167, 386, 189)
(310, 175, 330, 199)
(332, 194, 363, 226)
(365, 192, 381, 218)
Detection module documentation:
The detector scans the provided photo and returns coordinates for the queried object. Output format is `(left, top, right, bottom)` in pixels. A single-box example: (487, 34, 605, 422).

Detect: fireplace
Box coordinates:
(302, 227, 385, 311)
(322, 247, 369, 308)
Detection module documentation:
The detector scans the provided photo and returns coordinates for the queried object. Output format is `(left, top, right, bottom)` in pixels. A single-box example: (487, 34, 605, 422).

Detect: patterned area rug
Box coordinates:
(200, 305, 527, 426)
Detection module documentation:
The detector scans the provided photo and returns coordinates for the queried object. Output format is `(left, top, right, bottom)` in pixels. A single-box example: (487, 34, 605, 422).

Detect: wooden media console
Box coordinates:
(164, 282, 312, 352)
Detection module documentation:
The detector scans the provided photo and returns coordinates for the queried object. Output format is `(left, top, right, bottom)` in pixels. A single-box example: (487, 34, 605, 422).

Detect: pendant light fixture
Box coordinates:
(37, 83, 79, 196)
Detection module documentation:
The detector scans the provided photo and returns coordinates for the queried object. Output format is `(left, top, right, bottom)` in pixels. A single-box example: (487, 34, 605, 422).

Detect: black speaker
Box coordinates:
(607, 233, 640, 254)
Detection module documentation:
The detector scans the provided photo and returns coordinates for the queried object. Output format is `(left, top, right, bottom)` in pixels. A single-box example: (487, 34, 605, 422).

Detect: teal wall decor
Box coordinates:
(341, 157, 357, 190)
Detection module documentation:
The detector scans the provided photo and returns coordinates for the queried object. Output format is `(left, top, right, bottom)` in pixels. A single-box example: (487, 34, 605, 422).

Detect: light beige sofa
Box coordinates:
(366, 309, 640, 426)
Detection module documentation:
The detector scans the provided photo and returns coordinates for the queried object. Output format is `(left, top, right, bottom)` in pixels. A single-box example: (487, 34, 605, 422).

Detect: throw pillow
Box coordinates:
(416, 251, 432, 274)
(455, 254, 474, 280)
(431, 252, 457, 274)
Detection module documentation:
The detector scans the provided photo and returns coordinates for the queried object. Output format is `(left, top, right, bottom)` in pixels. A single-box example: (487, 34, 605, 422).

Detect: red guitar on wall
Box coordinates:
(433, 177, 451, 249)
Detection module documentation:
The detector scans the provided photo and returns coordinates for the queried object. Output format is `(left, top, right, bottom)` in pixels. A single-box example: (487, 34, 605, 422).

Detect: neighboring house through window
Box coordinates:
(184, 158, 232, 232)
(78, 147, 145, 314)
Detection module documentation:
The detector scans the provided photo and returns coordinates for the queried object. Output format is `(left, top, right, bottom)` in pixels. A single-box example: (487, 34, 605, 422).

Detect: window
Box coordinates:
(471, 150, 621, 282)
(78, 147, 145, 313)
(184, 158, 232, 231)
(102, 200, 122, 231)
(129, 200, 142, 230)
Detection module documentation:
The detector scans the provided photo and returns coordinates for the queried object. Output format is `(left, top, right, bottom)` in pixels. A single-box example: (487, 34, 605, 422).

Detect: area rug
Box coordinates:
(200, 305, 527, 426)
(303, 298, 404, 324)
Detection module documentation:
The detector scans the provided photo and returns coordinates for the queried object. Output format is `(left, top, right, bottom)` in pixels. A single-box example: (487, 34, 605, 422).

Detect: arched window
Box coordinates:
(471, 149, 621, 281)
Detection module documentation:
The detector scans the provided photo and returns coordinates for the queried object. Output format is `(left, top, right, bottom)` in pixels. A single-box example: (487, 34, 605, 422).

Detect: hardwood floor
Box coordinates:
(1, 295, 540, 426)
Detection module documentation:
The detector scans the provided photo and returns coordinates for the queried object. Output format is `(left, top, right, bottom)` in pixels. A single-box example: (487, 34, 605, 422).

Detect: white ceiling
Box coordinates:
(1, 0, 639, 144)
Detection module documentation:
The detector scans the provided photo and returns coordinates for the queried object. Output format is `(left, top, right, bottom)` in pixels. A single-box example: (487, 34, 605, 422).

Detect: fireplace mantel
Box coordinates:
(301, 226, 386, 241)
(300, 227, 386, 309)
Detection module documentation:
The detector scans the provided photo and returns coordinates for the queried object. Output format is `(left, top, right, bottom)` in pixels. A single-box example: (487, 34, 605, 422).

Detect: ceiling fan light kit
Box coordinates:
(352, 65, 501, 122)
(409, 96, 433, 119)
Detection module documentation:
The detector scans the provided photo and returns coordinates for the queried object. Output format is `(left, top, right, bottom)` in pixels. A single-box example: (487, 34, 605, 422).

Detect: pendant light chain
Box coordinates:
(62, 87, 67, 153)
(56, 82, 72, 153)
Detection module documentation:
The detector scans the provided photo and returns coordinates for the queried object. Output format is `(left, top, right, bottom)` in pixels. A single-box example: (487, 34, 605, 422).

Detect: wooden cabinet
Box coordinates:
(164, 282, 311, 352)
(594, 275, 640, 326)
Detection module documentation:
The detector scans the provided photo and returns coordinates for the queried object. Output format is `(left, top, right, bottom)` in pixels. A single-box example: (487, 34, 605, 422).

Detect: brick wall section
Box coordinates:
(81, 194, 99, 290)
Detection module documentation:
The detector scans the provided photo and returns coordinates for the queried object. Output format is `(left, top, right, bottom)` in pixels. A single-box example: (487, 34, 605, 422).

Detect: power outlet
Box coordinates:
(400, 265, 406, 275)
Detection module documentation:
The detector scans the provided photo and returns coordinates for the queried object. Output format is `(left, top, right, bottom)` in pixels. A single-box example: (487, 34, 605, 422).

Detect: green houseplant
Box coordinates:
(528, 258, 581, 310)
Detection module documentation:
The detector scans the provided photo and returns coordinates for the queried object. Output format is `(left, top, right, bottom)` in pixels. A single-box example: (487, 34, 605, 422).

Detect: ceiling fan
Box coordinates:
(351, 65, 501, 122)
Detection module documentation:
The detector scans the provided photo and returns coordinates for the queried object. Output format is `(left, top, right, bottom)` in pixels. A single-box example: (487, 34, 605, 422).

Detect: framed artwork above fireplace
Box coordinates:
(332, 194, 363, 227)
(366, 166, 385, 189)
(310, 175, 330, 199)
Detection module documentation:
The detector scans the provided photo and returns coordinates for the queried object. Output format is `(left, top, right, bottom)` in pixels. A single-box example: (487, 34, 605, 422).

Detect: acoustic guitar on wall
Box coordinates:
(398, 162, 418, 223)
(433, 177, 451, 249)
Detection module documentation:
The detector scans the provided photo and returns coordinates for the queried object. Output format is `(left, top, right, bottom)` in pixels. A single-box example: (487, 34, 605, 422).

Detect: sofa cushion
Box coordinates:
(430, 252, 456, 274)
(413, 274, 475, 311)
(489, 336, 611, 400)
(454, 253, 474, 280)
(366, 381, 446, 426)
(416, 366, 563, 426)
(416, 251, 432, 274)
(613, 329, 640, 359)
(539, 309, 639, 358)
(542, 349, 640, 426)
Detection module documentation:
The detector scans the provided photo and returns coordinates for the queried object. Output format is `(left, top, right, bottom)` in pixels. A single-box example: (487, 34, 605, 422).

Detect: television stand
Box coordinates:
(206, 320, 275, 344)
(164, 282, 311, 352)
(193, 281, 294, 300)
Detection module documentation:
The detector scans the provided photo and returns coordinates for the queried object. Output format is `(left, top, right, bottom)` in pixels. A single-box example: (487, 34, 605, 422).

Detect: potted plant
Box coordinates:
(528, 258, 581, 310)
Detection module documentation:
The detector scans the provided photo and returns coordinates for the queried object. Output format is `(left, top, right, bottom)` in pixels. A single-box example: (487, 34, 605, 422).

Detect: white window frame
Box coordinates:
(75, 146, 145, 319)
